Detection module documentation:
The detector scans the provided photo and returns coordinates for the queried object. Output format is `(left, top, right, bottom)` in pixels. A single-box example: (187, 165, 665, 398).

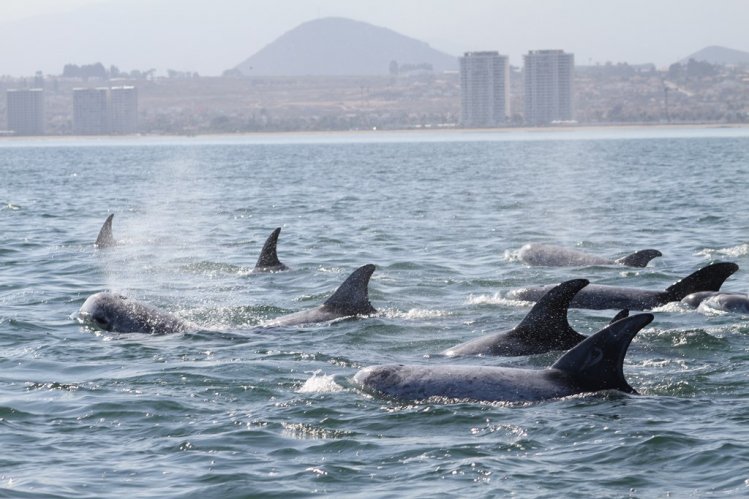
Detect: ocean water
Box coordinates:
(1, 127, 749, 497)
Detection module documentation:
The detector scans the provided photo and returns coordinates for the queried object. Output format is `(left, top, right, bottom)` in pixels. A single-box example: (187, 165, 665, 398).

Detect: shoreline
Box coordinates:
(1, 122, 748, 145)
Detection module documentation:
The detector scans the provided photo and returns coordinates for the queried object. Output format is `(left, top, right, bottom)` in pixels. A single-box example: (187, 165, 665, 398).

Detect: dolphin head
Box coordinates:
(77, 292, 187, 334)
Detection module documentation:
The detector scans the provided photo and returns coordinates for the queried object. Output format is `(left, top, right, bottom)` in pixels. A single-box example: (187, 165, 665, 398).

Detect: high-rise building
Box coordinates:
(73, 88, 110, 134)
(110, 86, 138, 134)
(523, 50, 574, 126)
(459, 51, 510, 128)
(6, 89, 45, 135)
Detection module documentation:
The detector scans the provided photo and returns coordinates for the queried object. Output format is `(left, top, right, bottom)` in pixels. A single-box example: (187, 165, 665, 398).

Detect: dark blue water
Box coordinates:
(2, 127, 749, 497)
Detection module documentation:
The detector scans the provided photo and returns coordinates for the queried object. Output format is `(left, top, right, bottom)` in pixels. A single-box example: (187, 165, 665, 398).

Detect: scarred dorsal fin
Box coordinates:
(615, 249, 662, 267)
(323, 264, 377, 316)
(254, 227, 288, 271)
(663, 262, 739, 302)
(512, 279, 588, 347)
(95, 214, 115, 248)
(552, 313, 654, 394)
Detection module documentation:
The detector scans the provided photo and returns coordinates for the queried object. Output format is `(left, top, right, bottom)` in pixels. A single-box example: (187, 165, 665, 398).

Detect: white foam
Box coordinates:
(298, 371, 344, 393)
(466, 293, 532, 307)
(697, 243, 749, 259)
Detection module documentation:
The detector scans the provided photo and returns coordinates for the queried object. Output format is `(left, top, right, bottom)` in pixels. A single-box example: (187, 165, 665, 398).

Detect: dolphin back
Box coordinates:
(662, 262, 739, 302)
(551, 313, 654, 394)
(615, 249, 662, 267)
(95, 214, 115, 248)
(254, 227, 288, 271)
(323, 264, 376, 316)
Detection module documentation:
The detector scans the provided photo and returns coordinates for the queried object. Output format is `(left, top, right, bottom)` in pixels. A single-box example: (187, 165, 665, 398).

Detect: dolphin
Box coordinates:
(518, 243, 662, 267)
(95, 214, 115, 248)
(507, 262, 739, 310)
(443, 279, 629, 357)
(354, 313, 654, 403)
(252, 227, 289, 273)
(681, 291, 749, 314)
(77, 292, 194, 334)
(263, 264, 376, 327)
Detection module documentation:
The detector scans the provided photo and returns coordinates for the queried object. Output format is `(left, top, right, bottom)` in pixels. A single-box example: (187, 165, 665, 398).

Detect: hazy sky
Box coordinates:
(1, 0, 747, 76)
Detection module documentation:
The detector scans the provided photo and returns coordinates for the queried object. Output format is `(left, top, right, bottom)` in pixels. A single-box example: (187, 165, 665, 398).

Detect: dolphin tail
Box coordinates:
(663, 262, 739, 302)
(254, 227, 287, 270)
(95, 214, 115, 248)
(615, 249, 662, 267)
(515, 278, 589, 348)
(609, 309, 629, 324)
(552, 313, 654, 394)
(323, 264, 377, 315)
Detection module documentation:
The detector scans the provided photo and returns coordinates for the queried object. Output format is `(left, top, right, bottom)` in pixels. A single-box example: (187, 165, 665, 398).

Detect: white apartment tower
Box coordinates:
(110, 86, 138, 134)
(459, 51, 510, 128)
(523, 50, 574, 125)
(73, 86, 138, 135)
(6, 89, 45, 135)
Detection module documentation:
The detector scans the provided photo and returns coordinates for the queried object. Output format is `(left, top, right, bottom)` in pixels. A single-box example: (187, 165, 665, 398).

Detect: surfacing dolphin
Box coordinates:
(263, 264, 376, 327)
(508, 262, 739, 310)
(681, 291, 749, 314)
(354, 313, 654, 403)
(95, 214, 115, 248)
(443, 279, 628, 357)
(77, 292, 194, 334)
(518, 243, 662, 268)
(252, 227, 289, 273)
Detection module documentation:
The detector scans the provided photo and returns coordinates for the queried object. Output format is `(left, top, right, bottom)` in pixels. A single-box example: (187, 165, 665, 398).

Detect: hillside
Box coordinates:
(681, 45, 749, 65)
(234, 17, 458, 76)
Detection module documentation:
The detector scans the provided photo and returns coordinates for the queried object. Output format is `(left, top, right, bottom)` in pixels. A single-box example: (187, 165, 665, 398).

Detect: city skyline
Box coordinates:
(0, 0, 747, 76)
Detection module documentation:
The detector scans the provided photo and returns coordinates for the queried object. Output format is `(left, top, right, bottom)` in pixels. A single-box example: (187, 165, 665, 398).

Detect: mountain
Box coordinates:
(234, 17, 458, 76)
(680, 46, 749, 66)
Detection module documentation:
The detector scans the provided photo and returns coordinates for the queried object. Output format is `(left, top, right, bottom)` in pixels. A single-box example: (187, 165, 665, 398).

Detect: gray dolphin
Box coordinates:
(518, 243, 662, 267)
(252, 227, 289, 273)
(443, 279, 629, 357)
(264, 264, 376, 327)
(681, 291, 749, 314)
(77, 292, 194, 334)
(508, 262, 739, 310)
(354, 313, 653, 403)
(95, 214, 115, 248)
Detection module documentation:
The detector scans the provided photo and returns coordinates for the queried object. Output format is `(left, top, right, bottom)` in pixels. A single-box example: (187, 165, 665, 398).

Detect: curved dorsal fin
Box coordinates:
(254, 227, 287, 270)
(609, 309, 629, 324)
(323, 264, 377, 315)
(615, 249, 662, 267)
(552, 313, 654, 394)
(663, 262, 739, 302)
(95, 214, 115, 248)
(513, 279, 588, 347)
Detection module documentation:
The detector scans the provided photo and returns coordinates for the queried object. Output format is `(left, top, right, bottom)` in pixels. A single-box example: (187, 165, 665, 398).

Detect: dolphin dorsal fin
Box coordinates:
(254, 228, 286, 270)
(615, 249, 662, 267)
(609, 309, 629, 324)
(516, 279, 589, 335)
(323, 264, 377, 315)
(95, 214, 115, 248)
(551, 313, 654, 394)
(663, 262, 739, 301)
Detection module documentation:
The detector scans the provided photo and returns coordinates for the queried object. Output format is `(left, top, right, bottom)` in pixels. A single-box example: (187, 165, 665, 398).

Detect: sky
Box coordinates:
(0, 0, 748, 76)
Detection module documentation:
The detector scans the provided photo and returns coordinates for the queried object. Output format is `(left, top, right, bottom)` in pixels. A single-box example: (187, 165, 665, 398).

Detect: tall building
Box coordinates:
(6, 89, 45, 135)
(459, 51, 510, 128)
(110, 86, 138, 134)
(523, 50, 574, 125)
(73, 88, 110, 134)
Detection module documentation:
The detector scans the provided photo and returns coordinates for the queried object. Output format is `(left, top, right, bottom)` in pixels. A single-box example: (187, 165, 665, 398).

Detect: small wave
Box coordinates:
(297, 371, 345, 393)
(651, 302, 691, 313)
(697, 243, 749, 259)
(502, 248, 522, 263)
(466, 293, 532, 307)
(383, 308, 450, 320)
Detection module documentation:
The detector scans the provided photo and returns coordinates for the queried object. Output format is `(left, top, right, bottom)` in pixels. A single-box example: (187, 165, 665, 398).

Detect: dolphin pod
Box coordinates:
(354, 313, 654, 402)
(518, 243, 662, 268)
(508, 262, 739, 310)
(443, 279, 629, 357)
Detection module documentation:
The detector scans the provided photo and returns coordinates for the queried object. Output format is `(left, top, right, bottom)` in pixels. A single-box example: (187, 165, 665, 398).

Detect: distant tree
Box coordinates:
(686, 58, 716, 78)
(667, 62, 684, 80)
(222, 68, 243, 78)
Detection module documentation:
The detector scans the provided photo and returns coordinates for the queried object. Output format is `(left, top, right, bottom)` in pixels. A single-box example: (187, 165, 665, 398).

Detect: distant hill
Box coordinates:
(234, 17, 458, 76)
(680, 46, 749, 66)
